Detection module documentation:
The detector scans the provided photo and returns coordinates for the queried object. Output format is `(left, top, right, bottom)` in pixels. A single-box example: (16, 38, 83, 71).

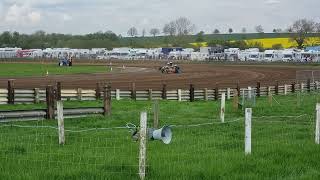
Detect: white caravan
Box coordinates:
(281, 49, 301, 62)
(224, 48, 240, 61)
(0, 47, 21, 58)
(263, 50, 282, 62)
(239, 48, 261, 61)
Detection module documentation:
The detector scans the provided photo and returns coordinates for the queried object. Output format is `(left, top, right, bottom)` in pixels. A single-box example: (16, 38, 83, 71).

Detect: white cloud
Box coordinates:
(28, 11, 41, 24)
(0, 0, 319, 34)
(265, 0, 281, 5)
(4, 4, 41, 25)
(62, 14, 72, 21)
(0, 3, 4, 20)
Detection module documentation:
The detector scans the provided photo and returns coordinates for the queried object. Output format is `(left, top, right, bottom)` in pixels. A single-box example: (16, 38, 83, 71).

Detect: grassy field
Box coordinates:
(0, 63, 111, 77)
(0, 93, 320, 179)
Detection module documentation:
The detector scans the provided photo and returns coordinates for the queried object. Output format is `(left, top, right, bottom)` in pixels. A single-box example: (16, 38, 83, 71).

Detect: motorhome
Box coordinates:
(224, 48, 240, 61)
(239, 48, 261, 61)
(281, 49, 301, 62)
(263, 50, 282, 62)
(0, 47, 21, 58)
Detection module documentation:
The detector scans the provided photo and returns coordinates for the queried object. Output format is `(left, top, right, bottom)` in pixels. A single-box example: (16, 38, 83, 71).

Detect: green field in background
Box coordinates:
(0, 63, 111, 77)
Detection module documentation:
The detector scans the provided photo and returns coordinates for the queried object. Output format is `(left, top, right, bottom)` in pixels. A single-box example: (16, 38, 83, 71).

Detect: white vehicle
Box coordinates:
(0, 47, 21, 58)
(263, 50, 282, 62)
(224, 48, 240, 61)
(247, 52, 262, 61)
(281, 50, 295, 62)
(281, 49, 301, 62)
(239, 48, 261, 61)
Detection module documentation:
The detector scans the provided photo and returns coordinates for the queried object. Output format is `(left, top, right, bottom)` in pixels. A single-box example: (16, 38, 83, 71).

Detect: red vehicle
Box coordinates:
(16, 50, 34, 58)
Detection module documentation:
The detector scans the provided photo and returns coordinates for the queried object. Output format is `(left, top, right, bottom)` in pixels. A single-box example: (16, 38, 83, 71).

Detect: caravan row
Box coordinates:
(1, 47, 320, 62)
(221, 48, 320, 62)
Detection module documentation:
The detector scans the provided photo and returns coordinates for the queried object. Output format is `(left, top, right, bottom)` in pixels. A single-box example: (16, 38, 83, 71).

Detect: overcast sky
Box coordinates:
(0, 0, 319, 35)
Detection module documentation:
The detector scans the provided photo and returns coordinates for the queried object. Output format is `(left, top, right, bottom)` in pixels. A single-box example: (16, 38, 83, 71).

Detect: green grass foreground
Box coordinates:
(0, 63, 111, 77)
(0, 94, 320, 179)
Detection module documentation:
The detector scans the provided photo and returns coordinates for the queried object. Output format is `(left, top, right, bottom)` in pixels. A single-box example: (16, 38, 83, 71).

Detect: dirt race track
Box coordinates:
(0, 60, 320, 90)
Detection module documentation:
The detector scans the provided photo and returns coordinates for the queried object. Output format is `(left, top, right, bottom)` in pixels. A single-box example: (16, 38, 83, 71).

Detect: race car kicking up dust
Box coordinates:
(159, 62, 181, 74)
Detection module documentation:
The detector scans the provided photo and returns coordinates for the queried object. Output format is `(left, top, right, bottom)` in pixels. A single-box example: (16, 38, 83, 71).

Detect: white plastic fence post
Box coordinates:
(284, 85, 288, 95)
(57, 101, 65, 145)
(204, 88, 208, 101)
(139, 111, 147, 180)
(301, 83, 304, 93)
(178, 89, 182, 102)
(316, 104, 320, 144)
(245, 108, 252, 155)
(220, 92, 225, 123)
(248, 87, 252, 99)
(227, 88, 231, 100)
(116, 89, 120, 100)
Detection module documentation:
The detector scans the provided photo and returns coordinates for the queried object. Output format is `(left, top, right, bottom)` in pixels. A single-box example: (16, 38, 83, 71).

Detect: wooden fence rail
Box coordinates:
(0, 107, 104, 122)
(0, 80, 319, 105)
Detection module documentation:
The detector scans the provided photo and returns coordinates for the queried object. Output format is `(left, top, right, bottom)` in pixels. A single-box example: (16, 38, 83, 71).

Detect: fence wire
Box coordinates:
(0, 94, 319, 179)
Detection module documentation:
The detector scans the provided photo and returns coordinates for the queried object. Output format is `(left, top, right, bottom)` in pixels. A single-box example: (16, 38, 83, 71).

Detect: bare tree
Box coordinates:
(150, 28, 160, 37)
(127, 27, 138, 37)
(255, 25, 264, 33)
(289, 19, 316, 49)
(273, 28, 282, 33)
(142, 29, 146, 37)
(285, 27, 293, 33)
(213, 29, 220, 34)
(175, 17, 196, 36)
(241, 27, 247, 33)
(315, 23, 320, 33)
(163, 21, 176, 36)
(228, 28, 233, 34)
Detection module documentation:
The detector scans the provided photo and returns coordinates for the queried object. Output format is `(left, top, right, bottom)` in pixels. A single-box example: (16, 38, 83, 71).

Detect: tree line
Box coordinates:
(0, 17, 319, 49)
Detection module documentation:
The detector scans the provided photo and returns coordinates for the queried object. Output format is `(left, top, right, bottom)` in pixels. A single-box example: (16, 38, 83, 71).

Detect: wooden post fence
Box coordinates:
(56, 82, 62, 101)
(245, 108, 252, 155)
(57, 100, 65, 145)
(7, 80, 14, 104)
(236, 83, 240, 97)
(139, 111, 147, 180)
(148, 89, 153, 101)
(275, 81, 279, 95)
(95, 83, 101, 100)
(256, 82, 261, 97)
(214, 85, 219, 101)
(131, 82, 136, 101)
(104, 85, 112, 116)
(46, 85, 55, 119)
(233, 90, 239, 111)
(190, 84, 195, 102)
(292, 82, 296, 93)
(268, 88, 273, 106)
(162, 84, 167, 100)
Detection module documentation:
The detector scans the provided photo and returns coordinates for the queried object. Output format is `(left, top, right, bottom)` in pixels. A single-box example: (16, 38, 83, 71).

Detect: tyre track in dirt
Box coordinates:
(0, 61, 318, 90)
